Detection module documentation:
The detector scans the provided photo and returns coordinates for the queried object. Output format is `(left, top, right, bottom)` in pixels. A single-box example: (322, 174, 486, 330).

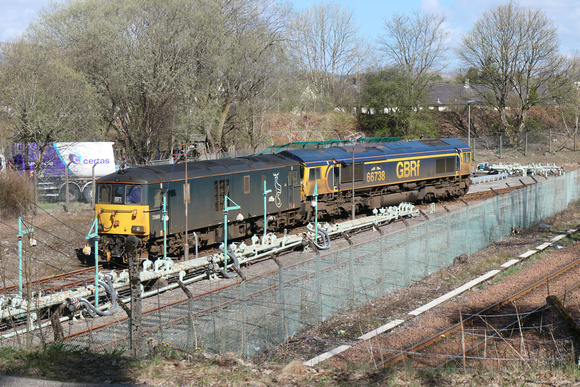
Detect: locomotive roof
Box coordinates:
(97, 154, 299, 185)
(279, 138, 470, 166)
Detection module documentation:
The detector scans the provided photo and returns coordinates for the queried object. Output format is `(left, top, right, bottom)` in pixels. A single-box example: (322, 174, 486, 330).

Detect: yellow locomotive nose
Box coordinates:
(95, 204, 150, 236)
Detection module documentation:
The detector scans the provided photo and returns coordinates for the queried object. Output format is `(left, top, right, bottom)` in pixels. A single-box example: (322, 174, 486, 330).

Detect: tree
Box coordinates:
(0, 39, 101, 206)
(31, 0, 206, 162)
(191, 0, 288, 151)
(31, 0, 287, 160)
(378, 9, 449, 109)
(359, 67, 438, 139)
(457, 1, 568, 141)
(289, 1, 371, 109)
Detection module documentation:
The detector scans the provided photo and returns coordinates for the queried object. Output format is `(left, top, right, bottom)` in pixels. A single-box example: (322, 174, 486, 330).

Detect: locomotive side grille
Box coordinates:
(214, 179, 230, 211)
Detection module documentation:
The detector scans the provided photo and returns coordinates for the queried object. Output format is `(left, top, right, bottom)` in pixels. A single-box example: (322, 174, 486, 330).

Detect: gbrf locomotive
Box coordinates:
(94, 138, 471, 262)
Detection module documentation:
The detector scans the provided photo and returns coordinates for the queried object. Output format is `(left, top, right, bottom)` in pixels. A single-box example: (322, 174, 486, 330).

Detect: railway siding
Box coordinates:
(1, 168, 577, 360)
(55, 169, 579, 359)
(304, 227, 578, 367)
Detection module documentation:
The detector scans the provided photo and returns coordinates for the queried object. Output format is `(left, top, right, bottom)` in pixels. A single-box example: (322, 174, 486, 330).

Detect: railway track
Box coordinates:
(0, 174, 544, 346)
(0, 266, 103, 296)
(373, 253, 580, 369)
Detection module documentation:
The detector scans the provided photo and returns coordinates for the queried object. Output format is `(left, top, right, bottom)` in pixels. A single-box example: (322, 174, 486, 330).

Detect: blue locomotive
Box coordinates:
(94, 138, 471, 262)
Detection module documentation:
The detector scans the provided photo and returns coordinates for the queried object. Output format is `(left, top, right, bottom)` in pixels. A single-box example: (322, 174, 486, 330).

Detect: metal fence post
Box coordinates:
(65, 160, 73, 212)
(241, 280, 247, 358)
(379, 234, 385, 296)
(127, 235, 143, 358)
(273, 257, 286, 345)
(177, 281, 195, 352)
(348, 245, 354, 308)
(316, 250, 322, 324)
(424, 221, 430, 278)
(404, 227, 410, 286)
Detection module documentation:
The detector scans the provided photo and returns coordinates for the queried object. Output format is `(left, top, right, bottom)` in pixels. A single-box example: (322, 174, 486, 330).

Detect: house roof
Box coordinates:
(427, 84, 488, 106)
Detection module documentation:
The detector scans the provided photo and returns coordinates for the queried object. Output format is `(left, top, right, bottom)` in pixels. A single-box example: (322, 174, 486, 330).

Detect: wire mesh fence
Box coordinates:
(63, 170, 580, 358)
(456, 129, 580, 159)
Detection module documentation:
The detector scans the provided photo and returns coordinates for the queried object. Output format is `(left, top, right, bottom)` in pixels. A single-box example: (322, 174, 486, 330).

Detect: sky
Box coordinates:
(1, 0, 579, 70)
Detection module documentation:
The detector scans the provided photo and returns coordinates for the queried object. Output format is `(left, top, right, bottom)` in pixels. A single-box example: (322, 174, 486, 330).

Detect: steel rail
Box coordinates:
(375, 255, 580, 368)
(0, 266, 102, 294)
(433, 279, 580, 370)
(0, 176, 542, 339)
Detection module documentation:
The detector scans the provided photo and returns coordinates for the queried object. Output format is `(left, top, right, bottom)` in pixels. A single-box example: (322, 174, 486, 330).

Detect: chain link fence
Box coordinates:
(456, 129, 580, 159)
(62, 170, 580, 358)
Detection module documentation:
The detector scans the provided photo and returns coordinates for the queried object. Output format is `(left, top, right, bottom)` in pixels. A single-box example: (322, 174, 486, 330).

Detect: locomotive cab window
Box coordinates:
(462, 152, 471, 163)
(153, 189, 162, 208)
(126, 186, 142, 204)
(308, 167, 321, 181)
(97, 184, 111, 204)
(289, 170, 299, 186)
(244, 175, 251, 194)
(112, 186, 124, 204)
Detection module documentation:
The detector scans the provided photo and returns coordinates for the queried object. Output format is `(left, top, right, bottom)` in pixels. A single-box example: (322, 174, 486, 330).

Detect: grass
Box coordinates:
(1, 329, 580, 385)
(0, 343, 130, 384)
(37, 201, 92, 213)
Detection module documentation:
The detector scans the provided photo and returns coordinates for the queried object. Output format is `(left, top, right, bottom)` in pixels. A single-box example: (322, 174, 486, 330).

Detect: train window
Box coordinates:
(112, 185, 124, 204)
(244, 175, 250, 194)
(214, 179, 230, 211)
(292, 170, 299, 185)
(308, 167, 321, 181)
(261, 174, 266, 191)
(97, 184, 111, 204)
(153, 189, 162, 208)
(462, 153, 471, 163)
(126, 185, 142, 204)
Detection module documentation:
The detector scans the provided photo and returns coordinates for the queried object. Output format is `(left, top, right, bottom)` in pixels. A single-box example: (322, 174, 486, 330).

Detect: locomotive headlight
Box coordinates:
(268, 196, 275, 203)
(236, 212, 244, 222)
(131, 225, 145, 233)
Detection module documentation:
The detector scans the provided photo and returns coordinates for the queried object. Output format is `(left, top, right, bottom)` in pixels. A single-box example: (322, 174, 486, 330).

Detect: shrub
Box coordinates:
(0, 169, 33, 219)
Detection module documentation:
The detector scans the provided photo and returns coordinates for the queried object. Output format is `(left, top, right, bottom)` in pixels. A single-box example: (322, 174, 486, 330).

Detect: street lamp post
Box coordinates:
(467, 101, 474, 149)
(312, 182, 318, 242)
(184, 149, 189, 261)
(348, 133, 363, 220)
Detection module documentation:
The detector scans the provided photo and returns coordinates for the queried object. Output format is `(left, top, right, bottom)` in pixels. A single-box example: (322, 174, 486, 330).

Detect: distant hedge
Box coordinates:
(0, 170, 33, 219)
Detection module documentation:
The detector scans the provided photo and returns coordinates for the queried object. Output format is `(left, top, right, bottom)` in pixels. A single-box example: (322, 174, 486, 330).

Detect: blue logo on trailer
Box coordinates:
(69, 153, 81, 164)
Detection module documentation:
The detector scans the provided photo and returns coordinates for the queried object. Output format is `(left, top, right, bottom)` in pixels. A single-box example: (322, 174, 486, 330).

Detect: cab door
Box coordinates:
(287, 166, 301, 208)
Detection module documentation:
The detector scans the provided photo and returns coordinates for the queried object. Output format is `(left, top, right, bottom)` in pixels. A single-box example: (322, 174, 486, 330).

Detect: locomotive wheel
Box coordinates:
(59, 184, 81, 203)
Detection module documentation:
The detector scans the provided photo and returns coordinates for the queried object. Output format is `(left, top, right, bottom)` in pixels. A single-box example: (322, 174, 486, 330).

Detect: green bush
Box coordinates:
(0, 169, 33, 218)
